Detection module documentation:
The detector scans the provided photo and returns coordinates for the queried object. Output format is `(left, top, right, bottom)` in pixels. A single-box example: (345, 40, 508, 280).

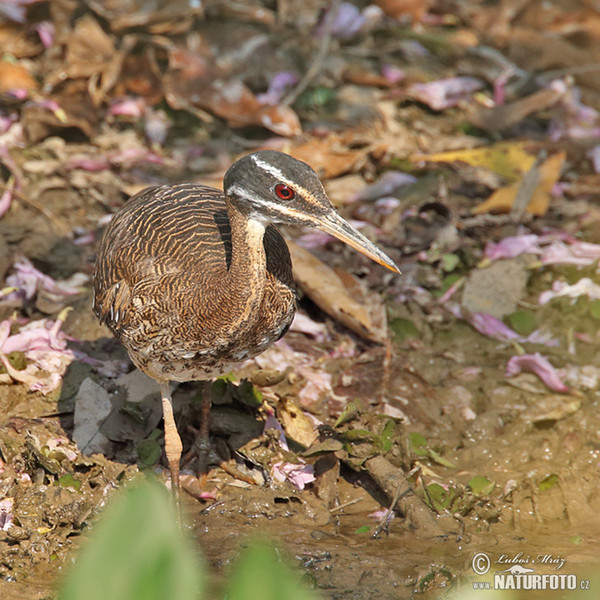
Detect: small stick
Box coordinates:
(329, 497, 364, 513)
(281, 10, 334, 106)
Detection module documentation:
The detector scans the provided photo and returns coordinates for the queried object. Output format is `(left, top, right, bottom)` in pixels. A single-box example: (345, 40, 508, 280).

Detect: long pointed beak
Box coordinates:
(311, 210, 401, 274)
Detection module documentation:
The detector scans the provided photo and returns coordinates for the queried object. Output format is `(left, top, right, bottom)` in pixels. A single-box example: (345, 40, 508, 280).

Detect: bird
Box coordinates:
(92, 150, 400, 502)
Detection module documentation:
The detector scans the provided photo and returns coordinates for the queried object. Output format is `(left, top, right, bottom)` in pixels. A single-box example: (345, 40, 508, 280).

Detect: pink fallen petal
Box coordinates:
(0, 113, 17, 135)
(319, 1, 366, 39)
(289, 313, 329, 342)
(437, 279, 463, 304)
(256, 72, 298, 106)
(541, 241, 600, 266)
(109, 148, 164, 167)
(0, 315, 75, 395)
(506, 353, 571, 393)
(408, 76, 483, 111)
(485, 234, 541, 261)
(108, 97, 145, 118)
(539, 278, 600, 305)
(451, 306, 558, 346)
(67, 157, 111, 172)
(4, 256, 86, 303)
(0, 497, 14, 530)
(271, 461, 315, 490)
(374, 197, 401, 215)
(33, 21, 54, 48)
(381, 64, 405, 84)
(470, 313, 521, 342)
(369, 507, 395, 523)
(6, 89, 29, 100)
(73, 230, 96, 246)
(294, 231, 336, 249)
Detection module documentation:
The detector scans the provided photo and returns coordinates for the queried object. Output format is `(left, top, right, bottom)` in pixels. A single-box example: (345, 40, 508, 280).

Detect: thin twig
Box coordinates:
(0, 183, 66, 232)
(281, 7, 334, 106)
(371, 479, 408, 539)
(329, 497, 364, 513)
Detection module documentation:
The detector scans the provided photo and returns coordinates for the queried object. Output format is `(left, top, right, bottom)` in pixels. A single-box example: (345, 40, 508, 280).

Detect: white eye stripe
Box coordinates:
(227, 184, 298, 220)
(251, 155, 288, 181)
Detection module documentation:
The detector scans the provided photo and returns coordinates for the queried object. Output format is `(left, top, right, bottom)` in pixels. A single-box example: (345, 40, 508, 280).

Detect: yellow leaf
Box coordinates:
(412, 141, 536, 181)
(472, 151, 566, 216)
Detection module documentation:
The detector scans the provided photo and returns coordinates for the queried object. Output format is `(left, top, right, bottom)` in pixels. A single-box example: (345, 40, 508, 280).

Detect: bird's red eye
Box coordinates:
(275, 184, 295, 200)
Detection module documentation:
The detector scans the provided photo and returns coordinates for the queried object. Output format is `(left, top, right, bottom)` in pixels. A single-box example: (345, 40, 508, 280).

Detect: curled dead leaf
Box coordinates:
(288, 239, 388, 343)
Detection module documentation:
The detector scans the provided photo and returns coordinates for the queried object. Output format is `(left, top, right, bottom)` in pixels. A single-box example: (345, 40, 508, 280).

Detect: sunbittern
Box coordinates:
(92, 150, 399, 500)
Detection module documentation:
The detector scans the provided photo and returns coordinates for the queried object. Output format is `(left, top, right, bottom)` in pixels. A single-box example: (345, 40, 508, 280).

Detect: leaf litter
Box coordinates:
(1, 0, 600, 598)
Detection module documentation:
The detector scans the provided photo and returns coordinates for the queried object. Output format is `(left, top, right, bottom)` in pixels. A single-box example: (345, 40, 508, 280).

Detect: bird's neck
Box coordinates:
(221, 201, 268, 334)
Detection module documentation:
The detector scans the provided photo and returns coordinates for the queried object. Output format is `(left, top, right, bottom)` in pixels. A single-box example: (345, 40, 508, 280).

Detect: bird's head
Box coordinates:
(223, 150, 400, 273)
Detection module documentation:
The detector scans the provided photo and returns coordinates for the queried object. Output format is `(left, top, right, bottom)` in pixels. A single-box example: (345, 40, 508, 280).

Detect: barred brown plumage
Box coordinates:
(92, 150, 399, 504)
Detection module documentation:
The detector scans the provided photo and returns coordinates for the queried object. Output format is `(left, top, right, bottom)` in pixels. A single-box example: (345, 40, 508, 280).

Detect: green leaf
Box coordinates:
(409, 432, 428, 456)
(409, 432, 427, 448)
(238, 379, 263, 407)
(441, 253, 460, 272)
(295, 86, 336, 110)
(58, 474, 81, 491)
(137, 437, 162, 467)
(389, 318, 419, 342)
(539, 473, 559, 491)
(589, 299, 600, 320)
(570, 535, 583, 545)
(341, 429, 374, 441)
(506, 310, 537, 336)
(375, 420, 396, 453)
(467, 475, 495, 497)
(58, 477, 204, 600)
(425, 483, 456, 511)
(226, 539, 318, 600)
(427, 449, 457, 469)
(334, 401, 362, 427)
(354, 525, 370, 535)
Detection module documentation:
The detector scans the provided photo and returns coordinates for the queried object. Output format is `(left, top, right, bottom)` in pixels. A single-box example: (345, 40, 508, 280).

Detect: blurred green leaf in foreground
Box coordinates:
(58, 476, 320, 600)
(58, 478, 204, 600)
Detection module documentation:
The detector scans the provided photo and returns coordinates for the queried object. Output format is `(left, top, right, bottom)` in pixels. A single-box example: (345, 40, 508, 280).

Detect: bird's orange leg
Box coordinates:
(160, 382, 182, 507)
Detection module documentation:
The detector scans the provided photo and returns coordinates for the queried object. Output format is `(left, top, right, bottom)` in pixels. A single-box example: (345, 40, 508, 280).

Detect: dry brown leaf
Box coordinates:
(0, 61, 38, 94)
(375, 0, 430, 22)
(469, 87, 564, 132)
(508, 27, 600, 94)
(257, 104, 302, 138)
(278, 397, 318, 448)
(472, 151, 566, 216)
(64, 15, 116, 80)
(0, 24, 42, 58)
(324, 174, 365, 207)
(21, 80, 98, 143)
(288, 239, 388, 343)
(88, 0, 203, 33)
(164, 46, 300, 136)
(289, 137, 367, 179)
